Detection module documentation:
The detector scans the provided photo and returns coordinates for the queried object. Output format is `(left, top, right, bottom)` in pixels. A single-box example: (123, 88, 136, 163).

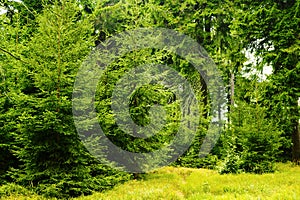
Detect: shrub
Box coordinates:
(218, 102, 283, 174)
(0, 183, 32, 197)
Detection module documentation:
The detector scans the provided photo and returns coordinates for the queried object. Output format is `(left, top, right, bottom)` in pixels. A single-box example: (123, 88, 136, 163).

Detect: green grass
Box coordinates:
(1, 163, 300, 200)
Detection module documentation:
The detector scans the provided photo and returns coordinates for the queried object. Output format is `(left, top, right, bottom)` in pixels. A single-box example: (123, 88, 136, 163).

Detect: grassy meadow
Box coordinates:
(1, 163, 299, 200)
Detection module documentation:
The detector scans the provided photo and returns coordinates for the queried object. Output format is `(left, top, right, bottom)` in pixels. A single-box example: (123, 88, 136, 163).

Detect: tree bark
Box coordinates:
(292, 98, 300, 164)
(292, 121, 300, 164)
(230, 72, 235, 106)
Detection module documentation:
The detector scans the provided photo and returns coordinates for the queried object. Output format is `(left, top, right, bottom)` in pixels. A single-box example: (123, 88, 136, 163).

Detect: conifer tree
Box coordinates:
(5, 0, 129, 197)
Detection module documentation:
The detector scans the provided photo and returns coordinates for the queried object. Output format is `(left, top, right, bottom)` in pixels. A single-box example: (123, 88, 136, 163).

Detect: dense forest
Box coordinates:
(0, 0, 299, 198)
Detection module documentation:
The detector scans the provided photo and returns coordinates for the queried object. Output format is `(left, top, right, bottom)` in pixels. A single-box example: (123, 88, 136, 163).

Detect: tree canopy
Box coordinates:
(0, 0, 299, 198)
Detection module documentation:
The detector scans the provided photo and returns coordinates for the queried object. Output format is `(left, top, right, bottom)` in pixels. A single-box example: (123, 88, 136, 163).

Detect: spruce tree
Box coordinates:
(7, 0, 129, 197)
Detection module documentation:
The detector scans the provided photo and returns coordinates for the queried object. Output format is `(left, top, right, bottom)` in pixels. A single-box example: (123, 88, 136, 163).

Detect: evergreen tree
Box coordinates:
(0, 9, 29, 182)
(232, 0, 300, 163)
(1, 0, 129, 198)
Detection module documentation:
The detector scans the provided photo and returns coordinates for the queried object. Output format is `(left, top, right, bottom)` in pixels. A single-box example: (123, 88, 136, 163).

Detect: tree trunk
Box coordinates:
(292, 98, 300, 164)
(292, 121, 300, 164)
(230, 72, 235, 106)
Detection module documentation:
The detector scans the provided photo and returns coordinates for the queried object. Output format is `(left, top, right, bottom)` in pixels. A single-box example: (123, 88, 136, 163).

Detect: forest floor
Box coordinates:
(1, 163, 300, 200)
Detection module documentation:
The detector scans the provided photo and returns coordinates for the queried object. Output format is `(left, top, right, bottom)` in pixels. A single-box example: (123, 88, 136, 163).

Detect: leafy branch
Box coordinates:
(0, 46, 28, 64)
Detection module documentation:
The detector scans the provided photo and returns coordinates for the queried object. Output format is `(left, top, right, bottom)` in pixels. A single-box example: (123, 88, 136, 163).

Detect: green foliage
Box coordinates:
(1, 0, 299, 198)
(218, 102, 283, 174)
(0, 0, 131, 198)
(32, 166, 131, 198)
(94, 45, 207, 171)
(12, 0, 93, 182)
(0, 183, 32, 198)
(232, 0, 300, 162)
(0, 10, 28, 182)
(175, 153, 219, 170)
(91, 0, 212, 171)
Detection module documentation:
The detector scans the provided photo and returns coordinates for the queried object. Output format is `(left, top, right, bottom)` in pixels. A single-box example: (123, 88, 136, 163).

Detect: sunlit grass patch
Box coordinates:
(75, 163, 300, 200)
(1, 163, 300, 200)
